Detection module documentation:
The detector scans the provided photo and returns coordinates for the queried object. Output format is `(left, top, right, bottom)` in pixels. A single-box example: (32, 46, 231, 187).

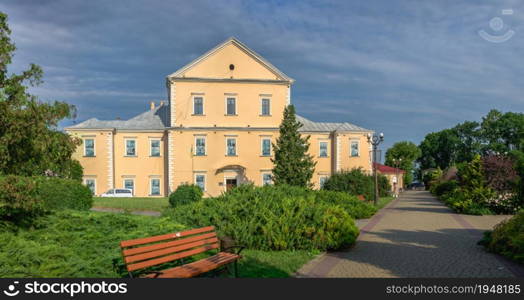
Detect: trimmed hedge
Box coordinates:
(36, 177, 93, 211)
(480, 210, 524, 264)
(0, 175, 93, 226)
(168, 184, 203, 207)
(164, 184, 360, 251)
(322, 168, 391, 200)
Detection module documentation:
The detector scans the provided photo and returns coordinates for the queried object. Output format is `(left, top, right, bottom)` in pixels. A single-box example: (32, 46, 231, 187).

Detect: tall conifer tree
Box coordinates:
(271, 105, 316, 187)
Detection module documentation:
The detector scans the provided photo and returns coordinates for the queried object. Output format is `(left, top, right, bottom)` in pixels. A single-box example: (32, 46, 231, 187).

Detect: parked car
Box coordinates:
(100, 189, 133, 197)
(407, 182, 425, 191)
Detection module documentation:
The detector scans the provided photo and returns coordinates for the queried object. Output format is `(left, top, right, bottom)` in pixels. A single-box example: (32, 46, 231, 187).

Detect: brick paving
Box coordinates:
(297, 191, 523, 278)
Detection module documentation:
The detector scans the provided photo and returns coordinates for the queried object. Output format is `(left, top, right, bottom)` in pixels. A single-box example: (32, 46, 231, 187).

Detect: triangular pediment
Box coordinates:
(168, 37, 293, 82)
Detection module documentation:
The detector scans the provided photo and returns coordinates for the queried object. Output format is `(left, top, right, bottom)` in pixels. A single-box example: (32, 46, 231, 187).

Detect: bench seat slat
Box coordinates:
(120, 226, 215, 248)
(142, 252, 240, 278)
(127, 243, 219, 271)
(125, 237, 219, 264)
(122, 232, 217, 256)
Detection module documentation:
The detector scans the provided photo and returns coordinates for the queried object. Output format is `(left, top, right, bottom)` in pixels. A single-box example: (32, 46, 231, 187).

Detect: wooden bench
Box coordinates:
(119, 226, 244, 278)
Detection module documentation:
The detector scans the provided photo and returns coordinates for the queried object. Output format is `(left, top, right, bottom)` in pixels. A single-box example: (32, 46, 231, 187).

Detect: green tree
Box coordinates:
(0, 12, 81, 178)
(480, 109, 524, 153)
(272, 105, 316, 187)
(385, 141, 421, 185)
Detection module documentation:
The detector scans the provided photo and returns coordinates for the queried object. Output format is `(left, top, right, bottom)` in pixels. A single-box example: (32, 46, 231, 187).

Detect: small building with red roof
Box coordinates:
(373, 163, 405, 195)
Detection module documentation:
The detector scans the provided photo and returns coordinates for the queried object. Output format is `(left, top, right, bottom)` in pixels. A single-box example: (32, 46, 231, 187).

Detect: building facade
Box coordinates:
(66, 38, 374, 197)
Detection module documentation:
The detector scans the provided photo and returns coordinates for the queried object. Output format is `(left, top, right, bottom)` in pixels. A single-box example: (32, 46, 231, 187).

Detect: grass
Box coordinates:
(93, 197, 169, 212)
(376, 196, 395, 210)
(232, 249, 317, 277)
(0, 210, 314, 278)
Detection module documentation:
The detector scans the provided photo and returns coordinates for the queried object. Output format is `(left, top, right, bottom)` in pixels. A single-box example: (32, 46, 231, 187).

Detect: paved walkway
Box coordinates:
(297, 191, 523, 278)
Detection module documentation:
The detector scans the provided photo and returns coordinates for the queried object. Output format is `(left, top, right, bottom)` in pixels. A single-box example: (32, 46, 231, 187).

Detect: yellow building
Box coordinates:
(66, 38, 374, 197)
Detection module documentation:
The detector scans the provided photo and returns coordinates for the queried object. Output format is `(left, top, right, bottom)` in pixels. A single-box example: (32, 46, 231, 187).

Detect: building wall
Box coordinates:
(181, 43, 280, 80)
(112, 131, 167, 197)
(303, 132, 333, 189)
(69, 130, 113, 196)
(70, 127, 373, 197)
(170, 129, 276, 197)
(336, 132, 372, 174)
(169, 81, 288, 128)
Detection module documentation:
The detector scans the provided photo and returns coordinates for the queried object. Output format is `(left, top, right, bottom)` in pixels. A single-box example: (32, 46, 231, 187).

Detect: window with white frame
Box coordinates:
(125, 139, 136, 156)
(193, 96, 204, 115)
(195, 174, 206, 191)
(261, 98, 270, 116)
(85, 178, 96, 194)
(319, 176, 328, 188)
(226, 137, 237, 156)
(124, 179, 134, 195)
(150, 139, 161, 157)
(319, 141, 328, 157)
(261, 138, 271, 156)
(150, 178, 160, 195)
(262, 173, 273, 186)
(195, 136, 206, 156)
(350, 140, 359, 157)
(84, 139, 95, 157)
(226, 97, 236, 115)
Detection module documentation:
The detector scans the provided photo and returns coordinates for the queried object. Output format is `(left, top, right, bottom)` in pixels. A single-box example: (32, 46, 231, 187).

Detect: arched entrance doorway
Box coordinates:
(215, 165, 247, 192)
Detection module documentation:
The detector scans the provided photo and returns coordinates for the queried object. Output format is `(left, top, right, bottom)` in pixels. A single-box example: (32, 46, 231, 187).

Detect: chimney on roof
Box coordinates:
(150, 101, 155, 110)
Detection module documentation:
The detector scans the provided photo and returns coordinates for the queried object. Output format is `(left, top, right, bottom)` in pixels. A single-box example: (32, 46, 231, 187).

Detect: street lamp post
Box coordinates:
(367, 132, 384, 206)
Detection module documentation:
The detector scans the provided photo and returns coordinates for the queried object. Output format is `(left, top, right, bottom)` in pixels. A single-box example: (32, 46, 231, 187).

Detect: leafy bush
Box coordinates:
(422, 168, 443, 190)
(441, 188, 493, 215)
(0, 175, 92, 226)
(0, 176, 46, 226)
(378, 175, 392, 197)
(168, 184, 203, 207)
(322, 168, 390, 200)
(314, 189, 377, 219)
(36, 177, 93, 210)
(480, 210, 524, 264)
(164, 184, 360, 251)
(430, 180, 458, 197)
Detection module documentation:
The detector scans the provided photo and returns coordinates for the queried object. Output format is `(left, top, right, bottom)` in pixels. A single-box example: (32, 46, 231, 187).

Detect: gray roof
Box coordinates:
(296, 115, 372, 133)
(67, 105, 369, 133)
(67, 105, 169, 130)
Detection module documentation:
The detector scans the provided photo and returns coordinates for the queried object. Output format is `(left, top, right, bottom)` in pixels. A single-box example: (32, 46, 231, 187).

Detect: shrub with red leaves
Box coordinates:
(481, 154, 518, 193)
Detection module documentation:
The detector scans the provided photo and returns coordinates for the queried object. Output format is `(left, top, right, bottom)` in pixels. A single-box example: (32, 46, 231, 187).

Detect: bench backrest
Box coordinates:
(120, 226, 219, 272)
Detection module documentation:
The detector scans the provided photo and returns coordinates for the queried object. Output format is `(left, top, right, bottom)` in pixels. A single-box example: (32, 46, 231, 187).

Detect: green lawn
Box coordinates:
(93, 197, 169, 212)
(0, 210, 314, 278)
(376, 196, 395, 210)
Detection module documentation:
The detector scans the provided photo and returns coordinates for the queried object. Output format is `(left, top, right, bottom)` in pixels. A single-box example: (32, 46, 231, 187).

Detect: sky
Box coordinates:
(1, 0, 523, 154)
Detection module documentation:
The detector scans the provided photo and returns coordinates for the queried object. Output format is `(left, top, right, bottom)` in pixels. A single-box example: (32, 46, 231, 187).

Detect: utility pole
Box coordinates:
(367, 132, 384, 206)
